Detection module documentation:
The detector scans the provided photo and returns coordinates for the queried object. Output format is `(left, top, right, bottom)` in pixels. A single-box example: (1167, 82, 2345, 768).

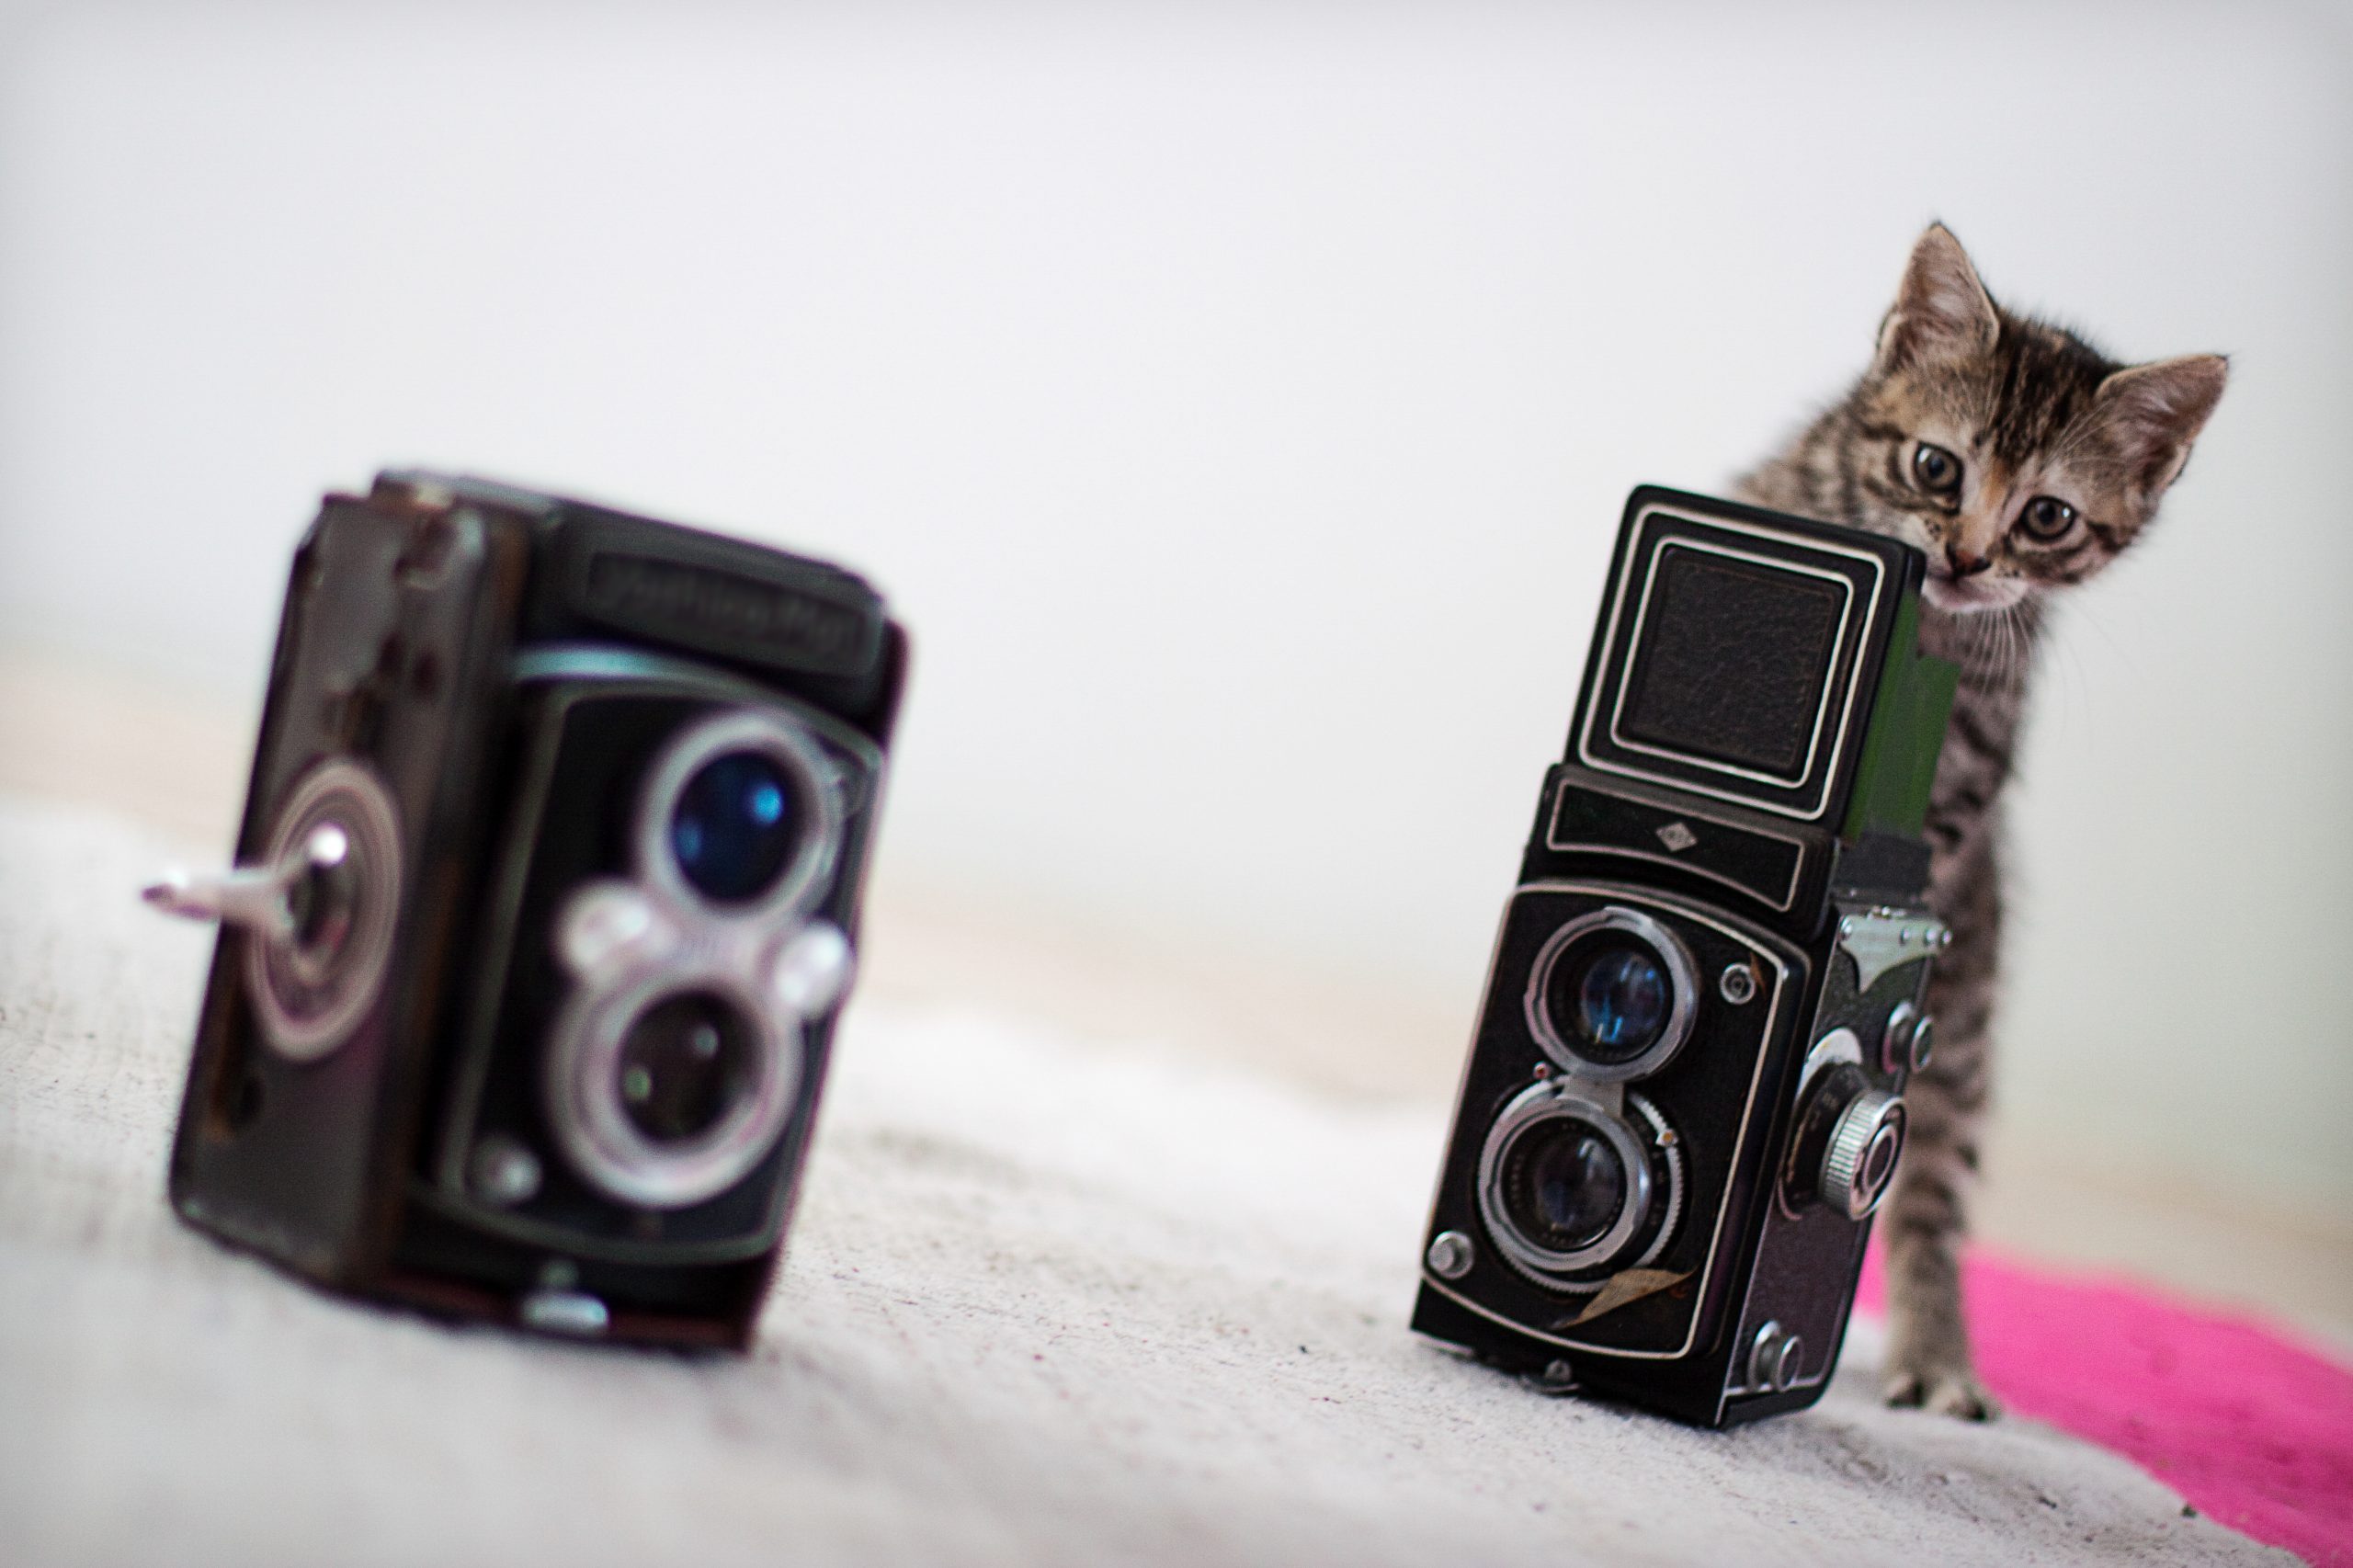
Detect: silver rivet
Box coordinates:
(1840, 916, 1857, 937)
(1719, 963, 1757, 1005)
(469, 1135, 542, 1207)
(1427, 1231, 1475, 1279)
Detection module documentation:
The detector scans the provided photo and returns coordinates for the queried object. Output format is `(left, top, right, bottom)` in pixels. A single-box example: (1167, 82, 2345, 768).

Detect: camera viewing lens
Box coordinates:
(1552, 942, 1670, 1064)
(1523, 908, 1699, 1084)
(1501, 1117, 1630, 1253)
(616, 991, 756, 1144)
(670, 750, 800, 903)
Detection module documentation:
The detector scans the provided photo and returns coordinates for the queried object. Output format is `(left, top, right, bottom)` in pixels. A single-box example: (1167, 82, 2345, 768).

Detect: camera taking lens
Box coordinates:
(616, 991, 756, 1143)
(1501, 1117, 1629, 1253)
(1476, 1080, 1677, 1284)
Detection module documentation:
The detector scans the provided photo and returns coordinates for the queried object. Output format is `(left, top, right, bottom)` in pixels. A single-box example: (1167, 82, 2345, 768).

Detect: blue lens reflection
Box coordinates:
(1575, 947, 1668, 1057)
(671, 750, 798, 903)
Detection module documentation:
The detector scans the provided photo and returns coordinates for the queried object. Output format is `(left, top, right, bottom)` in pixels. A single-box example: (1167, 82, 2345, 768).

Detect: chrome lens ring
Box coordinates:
(544, 960, 802, 1210)
(1476, 1080, 1656, 1284)
(245, 757, 404, 1062)
(1523, 906, 1699, 1082)
(1822, 1090, 1907, 1221)
(634, 709, 846, 926)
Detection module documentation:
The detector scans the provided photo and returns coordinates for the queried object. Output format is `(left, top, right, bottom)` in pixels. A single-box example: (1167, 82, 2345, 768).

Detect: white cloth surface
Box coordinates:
(0, 797, 2285, 1567)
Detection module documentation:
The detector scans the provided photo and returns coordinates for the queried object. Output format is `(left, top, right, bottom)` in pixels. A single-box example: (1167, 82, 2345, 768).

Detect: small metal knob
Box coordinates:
(1426, 1230, 1474, 1279)
(769, 920, 854, 1017)
(1905, 1014, 1935, 1073)
(1821, 1089, 1906, 1221)
(1750, 1322, 1803, 1392)
(1880, 1003, 1916, 1074)
(1718, 963, 1757, 1005)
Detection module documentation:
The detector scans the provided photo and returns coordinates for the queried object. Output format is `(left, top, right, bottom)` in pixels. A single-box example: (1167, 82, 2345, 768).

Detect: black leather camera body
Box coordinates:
(158, 472, 904, 1348)
(1413, 486, 1958, 1426)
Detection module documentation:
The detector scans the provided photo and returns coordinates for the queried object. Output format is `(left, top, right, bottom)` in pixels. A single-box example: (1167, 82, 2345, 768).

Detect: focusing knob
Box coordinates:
(1820, 1087, 1906, 1221)
(1786, 1063, 1907, 1221)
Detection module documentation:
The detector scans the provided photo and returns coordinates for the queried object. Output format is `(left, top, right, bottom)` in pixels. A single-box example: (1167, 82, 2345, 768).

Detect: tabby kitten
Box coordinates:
(1736, 224, 2226, 1418)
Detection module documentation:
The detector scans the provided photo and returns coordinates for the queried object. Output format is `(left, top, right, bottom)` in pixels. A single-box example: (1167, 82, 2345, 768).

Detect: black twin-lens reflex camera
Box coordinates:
(153, 473, 904, 1347)
(1413, 486, 1958, 1426)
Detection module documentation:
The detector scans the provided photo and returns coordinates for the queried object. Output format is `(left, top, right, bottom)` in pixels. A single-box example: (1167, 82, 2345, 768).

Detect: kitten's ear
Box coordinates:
(2095, 354, 2229, 493)
(1873, 223, 1999, 371)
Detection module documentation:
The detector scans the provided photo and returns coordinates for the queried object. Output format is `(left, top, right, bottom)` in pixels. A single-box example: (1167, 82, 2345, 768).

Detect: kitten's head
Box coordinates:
(1849, 224, 2226, 613)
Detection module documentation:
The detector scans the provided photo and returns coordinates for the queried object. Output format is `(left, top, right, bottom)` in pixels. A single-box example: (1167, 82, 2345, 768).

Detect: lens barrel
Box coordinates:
(1524, 908, 1699, 1081)
(1501, 1117, 1630, 1253)
(544, 969, 801, 1210)
(636, 710, 845, 925)
(1476, 1081, 1676, 1283)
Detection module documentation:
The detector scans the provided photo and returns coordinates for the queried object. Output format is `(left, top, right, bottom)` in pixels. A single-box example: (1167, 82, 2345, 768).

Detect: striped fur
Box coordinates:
(1734, 225, 2225, 1418)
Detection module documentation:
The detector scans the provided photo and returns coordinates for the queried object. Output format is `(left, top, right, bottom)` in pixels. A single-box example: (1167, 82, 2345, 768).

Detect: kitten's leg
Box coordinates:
(1882, 824, 2001, 1420)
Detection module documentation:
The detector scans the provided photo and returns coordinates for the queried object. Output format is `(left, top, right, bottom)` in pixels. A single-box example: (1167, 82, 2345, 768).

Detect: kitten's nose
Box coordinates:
(1945, 545, 1991, 577)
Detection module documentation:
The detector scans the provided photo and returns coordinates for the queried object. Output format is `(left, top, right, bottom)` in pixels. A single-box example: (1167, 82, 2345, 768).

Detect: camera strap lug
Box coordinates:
(1832, 903, 1949, 994)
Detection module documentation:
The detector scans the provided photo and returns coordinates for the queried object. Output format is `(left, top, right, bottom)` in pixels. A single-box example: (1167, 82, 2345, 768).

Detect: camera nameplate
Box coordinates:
(1543, 776, 1810, 914)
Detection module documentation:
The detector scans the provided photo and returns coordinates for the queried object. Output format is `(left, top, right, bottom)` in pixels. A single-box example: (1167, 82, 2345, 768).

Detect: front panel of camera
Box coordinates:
(1421, 881, 1803, 1359)
(420, 649, 882, 1263)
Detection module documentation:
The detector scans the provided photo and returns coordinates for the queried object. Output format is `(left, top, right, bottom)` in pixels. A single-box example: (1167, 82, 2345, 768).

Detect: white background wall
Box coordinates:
(2, 0, 2347, 1220)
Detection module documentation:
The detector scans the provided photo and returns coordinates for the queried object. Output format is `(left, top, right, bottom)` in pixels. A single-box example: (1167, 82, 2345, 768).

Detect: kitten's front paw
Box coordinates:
(1883, 1364, 2001, 1421)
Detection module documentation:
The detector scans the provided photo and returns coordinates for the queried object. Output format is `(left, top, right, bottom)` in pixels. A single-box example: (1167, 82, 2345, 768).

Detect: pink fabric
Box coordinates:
(1856, 1247, 2353, 1565)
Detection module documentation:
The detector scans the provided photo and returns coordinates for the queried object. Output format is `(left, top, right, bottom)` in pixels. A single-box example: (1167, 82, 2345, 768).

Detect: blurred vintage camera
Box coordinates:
(150, 473, 904, 1347)
(1413, 486, 1957, 1426)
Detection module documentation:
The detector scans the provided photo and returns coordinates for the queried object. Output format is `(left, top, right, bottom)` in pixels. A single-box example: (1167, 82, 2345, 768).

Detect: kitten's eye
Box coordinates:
(1912, 442, 1961, 496)
(2019, 495, 2077, 541)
